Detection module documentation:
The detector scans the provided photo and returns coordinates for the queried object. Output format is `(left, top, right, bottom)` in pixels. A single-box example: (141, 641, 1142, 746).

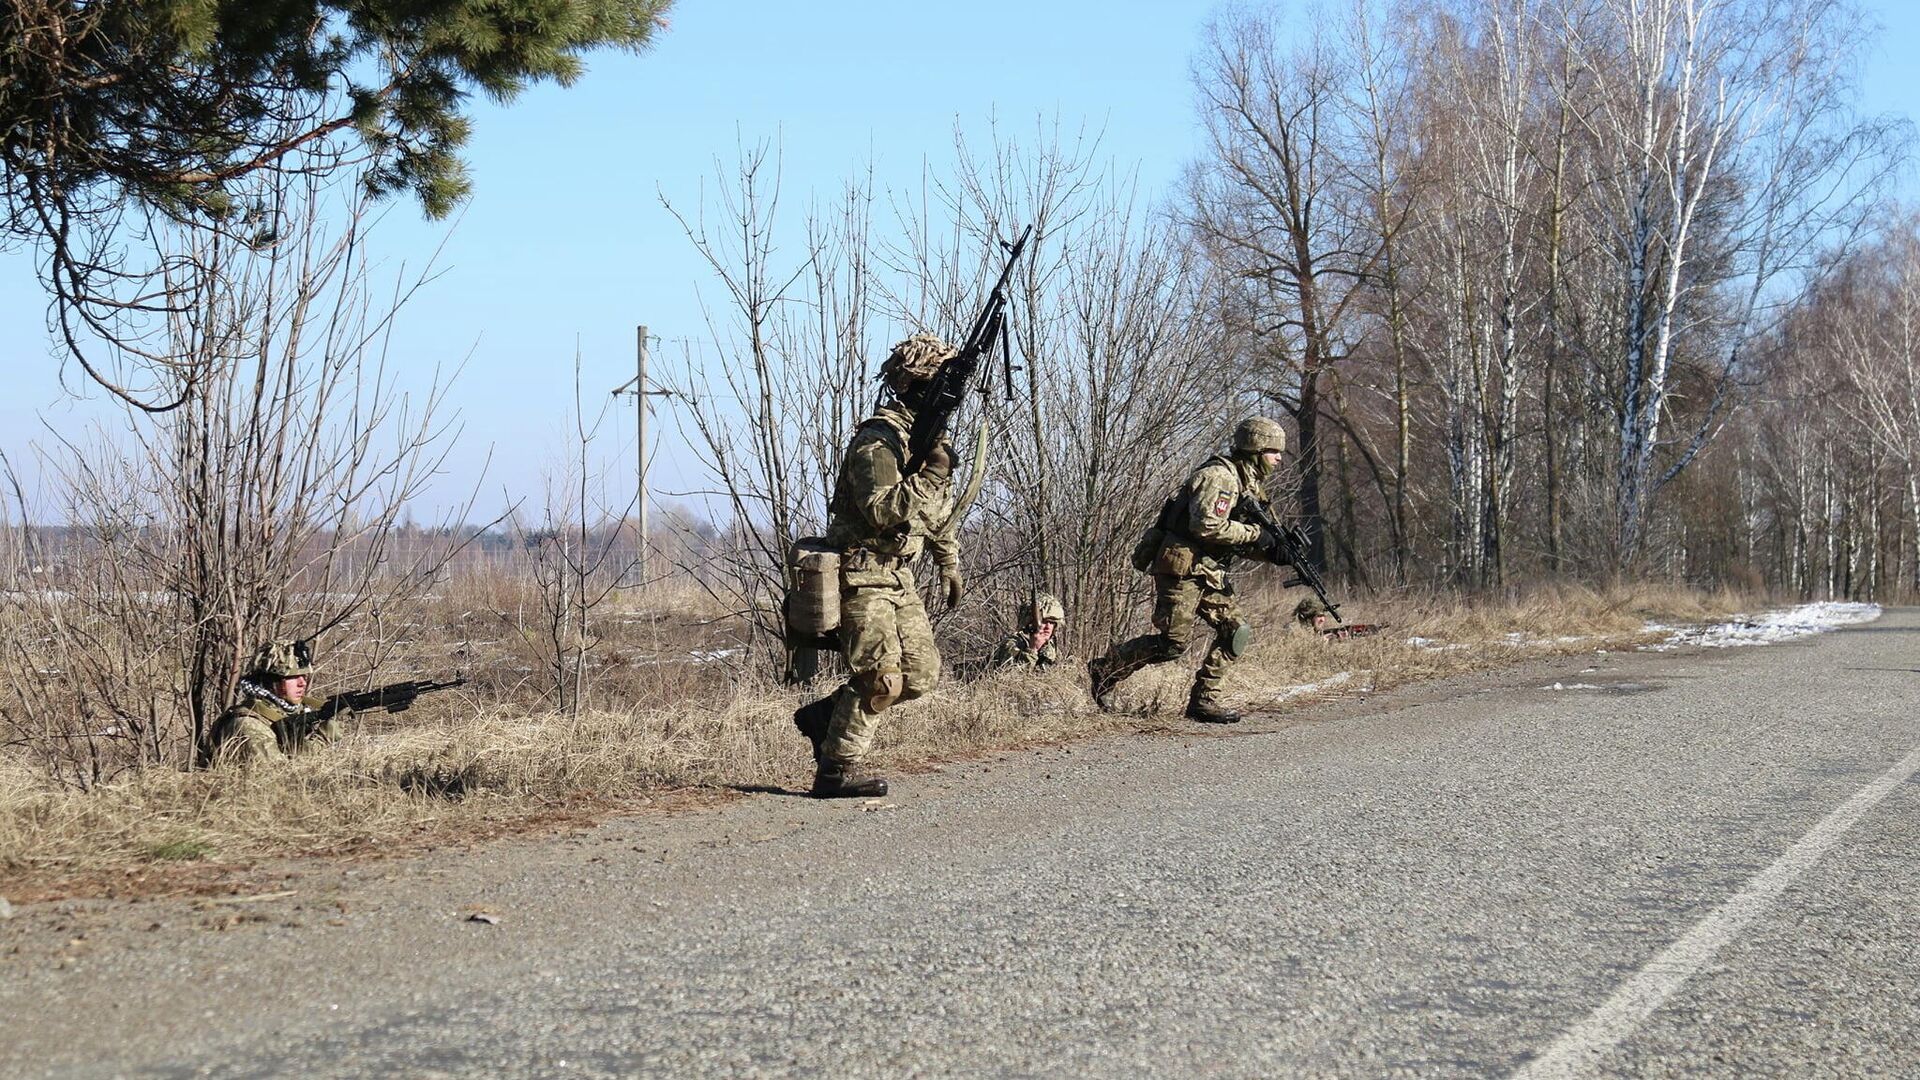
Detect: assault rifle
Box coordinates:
(1234, 493, 1344, 626)
(308, 677, 466, 726)
(904, 224, 1033, 473)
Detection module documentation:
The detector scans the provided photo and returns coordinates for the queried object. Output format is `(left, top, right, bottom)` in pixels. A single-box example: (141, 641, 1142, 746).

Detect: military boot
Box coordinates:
(791, 696, 834, 762)
(811, 763, 889, 799)
(1185, 687, 1241, 725)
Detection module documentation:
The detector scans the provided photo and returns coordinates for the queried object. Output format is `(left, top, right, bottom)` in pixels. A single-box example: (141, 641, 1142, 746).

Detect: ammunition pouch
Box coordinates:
(1152, 540, 1197, 578)
(785, 539, 842, 638)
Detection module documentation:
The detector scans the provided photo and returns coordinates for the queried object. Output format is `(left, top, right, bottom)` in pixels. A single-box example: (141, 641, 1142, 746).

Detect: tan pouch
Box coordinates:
(1153, 539, 1196, 577)
(785, 538, 842, 636)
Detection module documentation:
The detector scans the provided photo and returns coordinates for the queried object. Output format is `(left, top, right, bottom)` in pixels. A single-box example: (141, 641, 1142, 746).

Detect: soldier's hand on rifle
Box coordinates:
(1260, 531, 1293, 568)
(941, 568, 963, 610)
(921, 440, 954, 480)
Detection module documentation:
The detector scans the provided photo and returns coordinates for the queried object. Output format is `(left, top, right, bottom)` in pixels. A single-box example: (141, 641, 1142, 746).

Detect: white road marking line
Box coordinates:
(1515, 744, 1920, 1079)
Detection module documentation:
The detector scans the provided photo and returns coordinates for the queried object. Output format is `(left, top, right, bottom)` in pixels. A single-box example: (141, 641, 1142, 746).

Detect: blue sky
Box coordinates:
(2, 0, 1915, 522)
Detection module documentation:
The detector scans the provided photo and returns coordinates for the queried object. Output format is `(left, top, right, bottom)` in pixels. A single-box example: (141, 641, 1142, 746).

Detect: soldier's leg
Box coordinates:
(1187, 586, 1248, 723)
(894, 583, 940, 702)
(1091, 575, 1199, 707)
(819, 582, 904, 794)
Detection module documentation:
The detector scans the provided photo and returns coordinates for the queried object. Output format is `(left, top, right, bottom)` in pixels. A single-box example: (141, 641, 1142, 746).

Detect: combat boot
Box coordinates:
(1185, 688, 1241, 725)
(811, 763, 889, 799)
(791, 696, 834, 762)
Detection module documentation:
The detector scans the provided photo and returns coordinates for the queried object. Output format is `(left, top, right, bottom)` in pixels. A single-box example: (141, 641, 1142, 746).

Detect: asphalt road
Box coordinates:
(4, 609, 1916, 1078)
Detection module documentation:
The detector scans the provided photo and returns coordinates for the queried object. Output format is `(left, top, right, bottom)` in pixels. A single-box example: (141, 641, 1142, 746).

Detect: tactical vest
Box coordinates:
(823, 414, 924, 560)
(1131, 455, 1248, 573)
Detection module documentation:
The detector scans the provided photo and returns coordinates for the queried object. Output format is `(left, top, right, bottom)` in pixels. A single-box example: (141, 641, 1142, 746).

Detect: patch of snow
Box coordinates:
(1504, 632, 1593, 647)
(1542, 682, 1604, 691)
(688, 646, 744, 664)
(1274, 671, 1357, 701)
(1406, 636, 1470, 651)
(1645, 601, 1881, 650)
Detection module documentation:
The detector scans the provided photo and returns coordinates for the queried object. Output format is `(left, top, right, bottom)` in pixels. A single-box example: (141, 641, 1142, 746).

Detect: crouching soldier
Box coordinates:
(791, 334, 963, 798)
(207, 639, 351, 765)
(989, 591, 1065, 672)
(1087, 417, 1291, 724)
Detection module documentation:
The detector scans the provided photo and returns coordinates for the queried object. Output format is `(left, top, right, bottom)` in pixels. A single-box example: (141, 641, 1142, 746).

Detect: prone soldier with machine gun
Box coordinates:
(786, 224, 1032, 798)
(205, 638, 465, 766)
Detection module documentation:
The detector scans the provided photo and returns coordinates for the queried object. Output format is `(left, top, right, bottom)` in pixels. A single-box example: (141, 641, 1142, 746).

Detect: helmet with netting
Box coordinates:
(880, 333, 957, 390)
(252, 639, 315, 678)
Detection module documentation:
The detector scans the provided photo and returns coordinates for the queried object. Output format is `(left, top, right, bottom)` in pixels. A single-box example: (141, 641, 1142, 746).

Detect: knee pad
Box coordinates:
(1148, 635, 1186, 663)
(1223, 622, 1254, 659)
(855, 670, 904, 713)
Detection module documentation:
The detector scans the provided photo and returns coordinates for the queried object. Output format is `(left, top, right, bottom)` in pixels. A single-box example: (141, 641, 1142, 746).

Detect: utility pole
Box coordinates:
(611, 325, 668, 588)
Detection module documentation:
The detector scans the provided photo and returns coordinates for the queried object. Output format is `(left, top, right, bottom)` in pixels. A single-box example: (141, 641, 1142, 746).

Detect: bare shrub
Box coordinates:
(0, 171, 473, 785)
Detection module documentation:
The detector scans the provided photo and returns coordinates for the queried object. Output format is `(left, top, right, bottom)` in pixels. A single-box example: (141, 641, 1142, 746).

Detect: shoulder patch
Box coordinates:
(1212, 492, 1232, 517)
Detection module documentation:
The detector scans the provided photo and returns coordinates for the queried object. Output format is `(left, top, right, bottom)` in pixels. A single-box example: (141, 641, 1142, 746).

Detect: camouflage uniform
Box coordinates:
(805, 335, 962, 796)
(208, 640, 347, 764)
(1091, 418, 1288, 723)
(990, 633, 1060, 671)
(988, 591, 1065, 672)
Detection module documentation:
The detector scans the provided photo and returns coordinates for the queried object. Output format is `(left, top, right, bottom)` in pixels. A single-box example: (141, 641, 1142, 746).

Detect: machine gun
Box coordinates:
(307, 677, 467, 727)
(1234, 493, 1344, 626)
(904, 224, 1033, 473)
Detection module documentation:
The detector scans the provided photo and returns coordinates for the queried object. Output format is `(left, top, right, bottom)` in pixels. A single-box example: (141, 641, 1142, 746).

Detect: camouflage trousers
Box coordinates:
(824, 567, 941, 768)
(1099, 573, 1245, 702)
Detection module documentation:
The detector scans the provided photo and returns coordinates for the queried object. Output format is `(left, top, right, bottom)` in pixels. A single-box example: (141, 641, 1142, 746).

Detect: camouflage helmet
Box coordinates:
(880, 333, 957, 390)
(251, 638, 314, 679)
(1233, 416, 1287, 457)
(1024, 591, 1066, 629)
(1293, 597, 1328, 624)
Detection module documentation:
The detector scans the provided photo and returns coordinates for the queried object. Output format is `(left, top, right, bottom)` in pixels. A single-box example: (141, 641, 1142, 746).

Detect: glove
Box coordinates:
(941, 569, 963, 609)
(921, 441, 954, 480)
(1260, 532, 1290, 567)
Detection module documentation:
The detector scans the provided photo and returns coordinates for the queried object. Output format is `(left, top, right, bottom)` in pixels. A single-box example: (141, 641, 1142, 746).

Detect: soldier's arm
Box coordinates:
(1186, 466, 1261, 547)
(925, 499, 961, 572)
(987, 637, 1019, 671)
(847, 437, 952, 531)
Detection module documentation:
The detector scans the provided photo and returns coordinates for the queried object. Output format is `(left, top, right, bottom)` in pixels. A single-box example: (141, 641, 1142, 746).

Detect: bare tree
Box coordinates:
(657, 140, 878, 672)
(1565, 0, 1902, 563)
(1186, 7, 1382, 573)
(0, 168, 475, 784)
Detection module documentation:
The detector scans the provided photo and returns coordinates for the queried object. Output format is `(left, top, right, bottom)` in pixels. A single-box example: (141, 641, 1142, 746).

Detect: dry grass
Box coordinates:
(0, 580, 1752, 894)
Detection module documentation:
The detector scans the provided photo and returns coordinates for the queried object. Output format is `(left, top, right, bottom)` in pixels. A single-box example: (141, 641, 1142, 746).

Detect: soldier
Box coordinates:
(1295, 596, 1332, 633)
(988, 591, 1065, 672)
(791, 334, 963, 798)
(1087, 417, 1290, 724)
(207, 639, 350, 764)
